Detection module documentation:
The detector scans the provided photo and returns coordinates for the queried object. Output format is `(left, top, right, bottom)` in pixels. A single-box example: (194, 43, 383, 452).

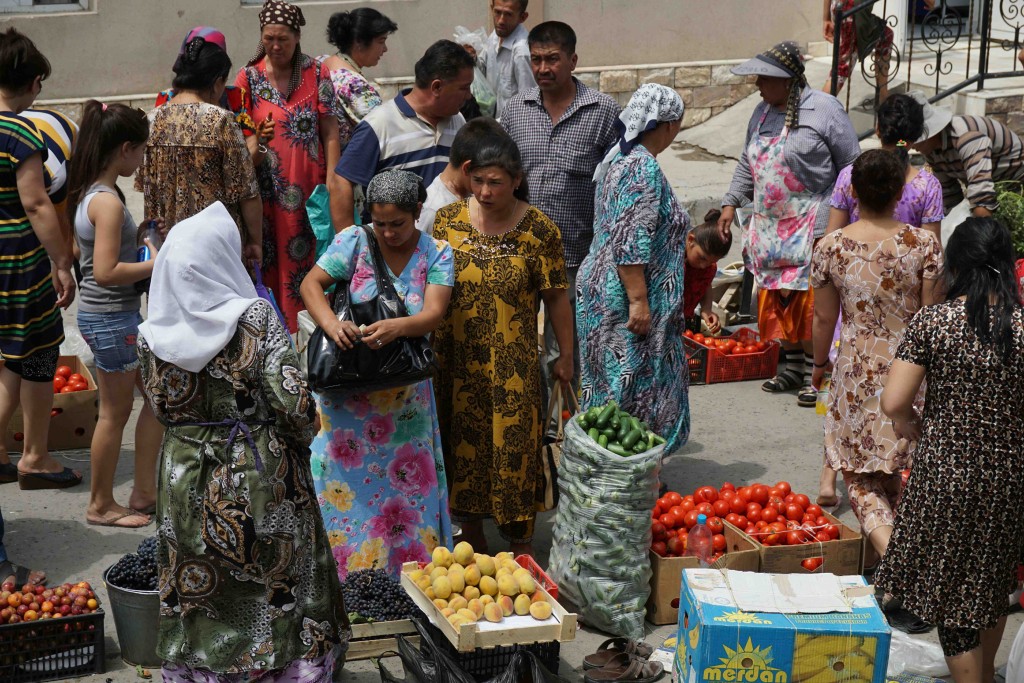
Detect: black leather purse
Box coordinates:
(306, 225, 438, 395)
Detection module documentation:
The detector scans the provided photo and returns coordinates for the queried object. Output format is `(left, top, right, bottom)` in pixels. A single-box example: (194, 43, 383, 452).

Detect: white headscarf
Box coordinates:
(593, 83, 684, 184)
(139, 202, 261, 373)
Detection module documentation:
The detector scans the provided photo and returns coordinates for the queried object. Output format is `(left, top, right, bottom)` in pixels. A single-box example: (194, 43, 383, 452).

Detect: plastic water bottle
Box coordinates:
(134, 221, 162, 293)
(815, 372, 832, 416)
(685, 514, 714, 565)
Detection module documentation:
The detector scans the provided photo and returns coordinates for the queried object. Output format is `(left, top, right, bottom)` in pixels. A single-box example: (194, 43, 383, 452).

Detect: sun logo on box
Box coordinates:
(702, 639, 787, 683)
(713, 610, 771, 625)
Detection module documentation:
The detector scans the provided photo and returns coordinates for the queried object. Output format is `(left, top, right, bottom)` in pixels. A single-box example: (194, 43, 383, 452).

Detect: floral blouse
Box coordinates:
(317, 56, 384, 147)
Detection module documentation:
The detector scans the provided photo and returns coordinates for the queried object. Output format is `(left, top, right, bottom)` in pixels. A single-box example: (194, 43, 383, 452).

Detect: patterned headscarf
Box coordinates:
(759, 41, 807, 129)
(593, 84, 684, 183)
(366, 170, 424, 207)
(247, 0, 306, 99)
(179, 26, 226, 56)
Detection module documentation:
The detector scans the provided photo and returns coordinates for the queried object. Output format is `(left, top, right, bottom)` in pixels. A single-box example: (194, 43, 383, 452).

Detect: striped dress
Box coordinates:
(21, 108, 77, 212)
(0, 112, 63, 361)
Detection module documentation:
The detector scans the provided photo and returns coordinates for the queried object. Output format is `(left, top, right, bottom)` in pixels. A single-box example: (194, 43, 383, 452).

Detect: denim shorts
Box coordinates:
(77, 310, 142, 373)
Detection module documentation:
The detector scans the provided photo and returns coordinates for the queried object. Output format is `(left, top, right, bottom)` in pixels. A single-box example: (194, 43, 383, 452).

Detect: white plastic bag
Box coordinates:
(59, 311, 93, 366)
(548, 418, 663, 639)
(885, 630, 950, 678)
(1007, 620, 1024, 683)
(452, 26, 497, 117)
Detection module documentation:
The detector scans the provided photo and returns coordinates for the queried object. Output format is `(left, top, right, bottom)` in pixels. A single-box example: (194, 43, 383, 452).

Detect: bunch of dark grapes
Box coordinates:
(107, 536, 159, 591)
(342, 569, 423, 623)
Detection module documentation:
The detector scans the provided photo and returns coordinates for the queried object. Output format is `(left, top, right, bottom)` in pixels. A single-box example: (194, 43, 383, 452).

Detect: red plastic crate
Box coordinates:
(683, 328, 780, 385)
(514, 555, 558, 601)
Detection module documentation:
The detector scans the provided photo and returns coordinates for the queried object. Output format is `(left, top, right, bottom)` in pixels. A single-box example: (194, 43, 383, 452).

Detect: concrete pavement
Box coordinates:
(3, 78, 1020, 681)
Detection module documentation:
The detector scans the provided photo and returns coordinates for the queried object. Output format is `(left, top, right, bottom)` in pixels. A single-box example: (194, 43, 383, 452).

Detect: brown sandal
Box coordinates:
(584, 652, 665, 683)
(583, 638, 655, 670)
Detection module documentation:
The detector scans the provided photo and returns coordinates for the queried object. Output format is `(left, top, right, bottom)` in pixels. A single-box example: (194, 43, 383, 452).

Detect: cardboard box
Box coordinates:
(736, 513, 864, 575)
(673, 569, 891, 683)
(3, 355, 98, 452)
(647, 524, 760, 625)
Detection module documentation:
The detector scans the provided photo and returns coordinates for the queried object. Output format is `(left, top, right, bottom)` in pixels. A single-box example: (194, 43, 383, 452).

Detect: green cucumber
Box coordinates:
(616, 421, 630, 443)
(607, 443, 631, 457)
(601, 427, 617, 438)
(588, 427, 600, 442)
(622, 428, 643, 449)
(629, 416, 642, 433)
(586, 406, 602, 423)
(597, 434, 608, 448)
(594, 401, 616, 428)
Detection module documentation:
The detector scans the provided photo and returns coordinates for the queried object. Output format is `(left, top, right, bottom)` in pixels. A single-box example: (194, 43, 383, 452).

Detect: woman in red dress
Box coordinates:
(236, 0, 341, 331)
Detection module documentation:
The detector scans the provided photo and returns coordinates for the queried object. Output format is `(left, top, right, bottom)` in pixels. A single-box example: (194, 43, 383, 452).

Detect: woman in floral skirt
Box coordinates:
(300, 170, 454, 579)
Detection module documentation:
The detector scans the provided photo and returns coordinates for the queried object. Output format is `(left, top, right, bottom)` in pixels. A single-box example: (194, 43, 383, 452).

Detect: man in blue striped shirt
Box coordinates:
(331, 40, 474, 227)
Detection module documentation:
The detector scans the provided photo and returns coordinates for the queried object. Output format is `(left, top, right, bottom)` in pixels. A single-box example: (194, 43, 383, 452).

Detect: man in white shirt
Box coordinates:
(480, 0, 537, 117)
(417, 118, 507, 233)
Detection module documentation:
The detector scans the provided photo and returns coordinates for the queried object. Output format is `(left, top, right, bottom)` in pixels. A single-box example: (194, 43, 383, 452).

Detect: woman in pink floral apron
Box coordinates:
(718, 41, 860, 406)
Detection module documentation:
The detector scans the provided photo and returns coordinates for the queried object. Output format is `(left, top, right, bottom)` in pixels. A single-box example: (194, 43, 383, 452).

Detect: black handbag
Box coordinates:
(852, 9, 887, 62)
(306, 225, 438, 394)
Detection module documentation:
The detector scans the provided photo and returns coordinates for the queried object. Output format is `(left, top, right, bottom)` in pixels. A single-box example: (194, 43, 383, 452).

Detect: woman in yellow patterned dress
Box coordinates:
(432, 135, 573, 556)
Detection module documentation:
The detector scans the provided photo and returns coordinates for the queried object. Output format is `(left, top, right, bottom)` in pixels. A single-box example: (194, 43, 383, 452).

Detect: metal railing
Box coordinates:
(831, 0, 1024, 136)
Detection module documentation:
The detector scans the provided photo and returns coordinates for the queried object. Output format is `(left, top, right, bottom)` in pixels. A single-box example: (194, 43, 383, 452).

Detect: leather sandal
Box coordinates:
(584, 652, 665, 683)
(583, 637, 655, 670)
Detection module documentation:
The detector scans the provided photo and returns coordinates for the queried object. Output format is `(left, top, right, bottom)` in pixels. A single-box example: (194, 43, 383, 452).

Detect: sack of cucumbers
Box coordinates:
(548, 402, 664, 640)
(575, 400, 666, 457)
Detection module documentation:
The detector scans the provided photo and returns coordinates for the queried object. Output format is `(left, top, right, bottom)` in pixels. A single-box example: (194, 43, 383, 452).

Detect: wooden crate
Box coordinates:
(399, 562, 576, 653)
(347, 620, 420, 661)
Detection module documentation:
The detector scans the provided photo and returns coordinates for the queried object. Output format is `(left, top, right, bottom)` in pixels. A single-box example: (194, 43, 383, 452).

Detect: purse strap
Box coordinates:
(544, 382, 581, 438)
(360, 225, 410, 317)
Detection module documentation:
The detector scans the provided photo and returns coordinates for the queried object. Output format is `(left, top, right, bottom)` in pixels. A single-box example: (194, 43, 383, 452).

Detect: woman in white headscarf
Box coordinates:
(137, 202, 349, 681)
(577, 83, 690, 453)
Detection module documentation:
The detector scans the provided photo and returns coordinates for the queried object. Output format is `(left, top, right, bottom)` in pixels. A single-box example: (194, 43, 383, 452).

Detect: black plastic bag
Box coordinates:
(483, 650, 569, 683)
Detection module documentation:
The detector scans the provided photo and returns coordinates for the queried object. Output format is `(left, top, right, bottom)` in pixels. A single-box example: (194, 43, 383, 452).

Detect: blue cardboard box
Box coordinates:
(673, 569, 891, 683)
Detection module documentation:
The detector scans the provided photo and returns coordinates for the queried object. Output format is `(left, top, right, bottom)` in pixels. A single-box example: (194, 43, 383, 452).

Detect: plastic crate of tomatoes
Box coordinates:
(683, 328, 779, 385)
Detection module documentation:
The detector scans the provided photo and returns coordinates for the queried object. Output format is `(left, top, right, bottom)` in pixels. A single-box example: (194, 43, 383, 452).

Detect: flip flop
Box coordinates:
(584, 653, 664, 683)
(18, 467, 82, 490)
(584, 638, 655, 670)
(797, 385, 818, 407)
(87, 510, 152, 528)
(0, 560, 46, 587)
(131, 504, 157, 515)
(0, 462, 16, 484)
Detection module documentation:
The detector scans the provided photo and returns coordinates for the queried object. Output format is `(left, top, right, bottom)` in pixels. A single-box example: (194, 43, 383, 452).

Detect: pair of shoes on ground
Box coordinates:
(762, 371, 817, 407)
(583, 638, 663, 682)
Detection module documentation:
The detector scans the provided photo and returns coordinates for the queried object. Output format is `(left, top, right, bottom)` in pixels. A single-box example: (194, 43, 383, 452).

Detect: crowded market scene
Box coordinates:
(2, 0, 1024, 681)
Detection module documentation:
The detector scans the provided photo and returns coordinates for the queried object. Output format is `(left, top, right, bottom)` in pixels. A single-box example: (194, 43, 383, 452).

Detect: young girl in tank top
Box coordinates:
(66, 102, 163, 527)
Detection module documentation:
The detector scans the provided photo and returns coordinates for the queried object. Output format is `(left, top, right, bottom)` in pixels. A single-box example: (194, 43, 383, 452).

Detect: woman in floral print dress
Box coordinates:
(300, 170, 454, 579)
(236, 1, 341, 332)
(138, 203, 347, 682)
(810, 151, 942, 593)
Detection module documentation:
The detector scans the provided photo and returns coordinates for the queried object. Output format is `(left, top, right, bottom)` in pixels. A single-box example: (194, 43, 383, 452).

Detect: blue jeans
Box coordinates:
(78, 310, 142, 373)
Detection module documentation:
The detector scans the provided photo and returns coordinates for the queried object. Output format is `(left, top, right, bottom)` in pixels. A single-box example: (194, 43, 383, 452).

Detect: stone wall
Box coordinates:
(38, 60, 757, 131)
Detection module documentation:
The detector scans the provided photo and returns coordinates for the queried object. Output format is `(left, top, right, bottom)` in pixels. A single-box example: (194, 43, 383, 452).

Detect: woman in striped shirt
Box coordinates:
(0, 28, 81, 490)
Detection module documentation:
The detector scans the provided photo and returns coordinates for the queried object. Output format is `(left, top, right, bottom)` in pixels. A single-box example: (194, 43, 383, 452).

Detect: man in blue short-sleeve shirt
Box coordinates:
(332, 40, 474, 226)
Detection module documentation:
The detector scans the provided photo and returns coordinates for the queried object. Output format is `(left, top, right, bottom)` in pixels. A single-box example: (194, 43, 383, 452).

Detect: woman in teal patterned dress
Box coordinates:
(300, 170, 454, 579)
(577, 84, 691, 453)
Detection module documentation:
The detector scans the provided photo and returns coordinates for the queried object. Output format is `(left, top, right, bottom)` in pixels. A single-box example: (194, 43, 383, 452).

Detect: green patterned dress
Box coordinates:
(138, 300, 348, 674)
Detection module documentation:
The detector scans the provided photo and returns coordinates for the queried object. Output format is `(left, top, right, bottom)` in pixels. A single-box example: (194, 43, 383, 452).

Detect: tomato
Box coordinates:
(745, 503, 762, 522)
(657, 496, 671, 511)
(768, 487, 783, 499)
(729, 496, 747, 515)
(712, 534, 727, 552)
(784, 493, 795, 504)
(762, 505, 778, 522)
(763, 531, 779, 546)
(785, 519, 802, 530)
(754, 520, 769, 531)
(744, 524, 757, 535)
(767, 495, 785, 509)
(736, 487, 752, 503)
(793, 493, 811, 509)
(824, 524, 840, 540)
(652, 541, 668, 556)
(706, 517, 724, 534)
(695, 502, 714, 517)
(745, 344, 760, 353)
(69, 382, 88, 392)
(659, 513, 675, 530)
(693, 333, 706, 344)
(60, 386, 76, 394)
(721, 481, 736, 492)
(712, 500, 730, 517)
(802, 513, 817, 524)
(666, 536, 683, 556)
(815, 516, 830, 528)
(785, 531, 805, 546)
(801, 557, 824, 572)
(815, 532, 832, 543)
(751, 484, 769, 505)
(719, 489, 736, 503)
(669, 506, 687, 527)
(683, 510, 700, 529)
(680, 499, 695, 514)
(666, 492, 682, 507)
(805, 504, 823, 519)
(53, 377, 66, 393)
(697, 486, 719, 504)
(681, 495, 695, 507)
(651, 522, 667, 541)
(774, 481, 792, 496)
(733, 515, 747, 529)
(55, 365, 72, 379)
(725, 513, 742, 527)
(785, 504, 804, 521)
(684, 330, 694, 339)
(756, 341, 768, 351)
(68, 373, 86, 385)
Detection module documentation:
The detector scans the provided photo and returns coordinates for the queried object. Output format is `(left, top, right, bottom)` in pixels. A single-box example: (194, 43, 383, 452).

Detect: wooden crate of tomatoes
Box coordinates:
(2, 356, 98, 453)
(683, 328, 779, 385)
(723, 481, 863, 575)
(648, 485, 760, 624)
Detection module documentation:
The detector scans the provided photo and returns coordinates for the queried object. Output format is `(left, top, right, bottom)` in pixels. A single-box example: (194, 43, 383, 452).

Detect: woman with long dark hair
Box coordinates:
(878, 217, 1024, 682)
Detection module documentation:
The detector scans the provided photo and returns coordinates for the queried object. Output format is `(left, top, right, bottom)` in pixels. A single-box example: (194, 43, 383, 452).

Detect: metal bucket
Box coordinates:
(102, 565, 162, 667)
